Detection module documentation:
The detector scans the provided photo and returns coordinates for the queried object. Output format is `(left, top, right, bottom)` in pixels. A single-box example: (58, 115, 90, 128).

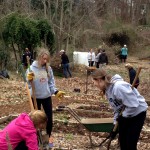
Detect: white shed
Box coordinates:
(73, 51, 89, 66)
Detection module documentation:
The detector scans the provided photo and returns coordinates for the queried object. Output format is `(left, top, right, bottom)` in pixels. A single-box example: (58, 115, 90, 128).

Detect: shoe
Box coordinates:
(49, 136, 54, 148)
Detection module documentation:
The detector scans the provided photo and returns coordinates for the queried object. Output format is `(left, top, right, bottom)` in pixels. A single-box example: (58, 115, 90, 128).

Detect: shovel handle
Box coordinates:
(25, 83, 34, 111)
(26, 56, 38, 110)
(131, 67, 142, 89)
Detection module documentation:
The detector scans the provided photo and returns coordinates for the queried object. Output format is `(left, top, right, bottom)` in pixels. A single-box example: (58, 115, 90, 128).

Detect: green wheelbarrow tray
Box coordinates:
(57, 106, 114, 148)
(81, 118, 113, 132)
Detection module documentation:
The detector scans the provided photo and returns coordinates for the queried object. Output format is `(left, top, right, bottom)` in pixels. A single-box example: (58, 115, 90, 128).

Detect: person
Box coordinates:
(98, 49, 108, 67)
(22, 48, 33, 69)
(125, 63, 140, 88)
(94, 48, 101, 68)
(121, 45, 128, 63)
(26, 48, 65, 147)
(0, 110, 47, 150)
(60, 50, 72, 78)
(91, 68, 148, 150)
(87, 49, 95, 67)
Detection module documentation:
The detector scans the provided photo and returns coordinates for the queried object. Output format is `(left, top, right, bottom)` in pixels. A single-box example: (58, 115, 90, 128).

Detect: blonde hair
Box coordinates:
(91, 68, 112, 85)
(125, 63, 133, 69)
(37, 48, 50, 63)
(37, 48, 50, 77)
(29, 110, 47, 128)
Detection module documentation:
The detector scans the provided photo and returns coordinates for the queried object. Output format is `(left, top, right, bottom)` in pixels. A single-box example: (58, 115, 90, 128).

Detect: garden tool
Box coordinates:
(26, 56, 38, 109)
(20, 64, 44, 149)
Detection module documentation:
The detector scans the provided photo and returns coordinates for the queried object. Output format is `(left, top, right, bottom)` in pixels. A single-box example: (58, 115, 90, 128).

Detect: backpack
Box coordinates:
(0, 70, 10, 79)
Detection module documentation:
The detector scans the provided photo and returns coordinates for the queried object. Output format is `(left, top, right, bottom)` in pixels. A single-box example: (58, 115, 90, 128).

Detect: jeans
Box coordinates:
(62, 63, 72, 78)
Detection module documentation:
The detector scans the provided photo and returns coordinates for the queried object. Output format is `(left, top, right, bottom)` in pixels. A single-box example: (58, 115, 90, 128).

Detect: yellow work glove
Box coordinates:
(27, 72, 35, 81)
(55, 91, 65, 99)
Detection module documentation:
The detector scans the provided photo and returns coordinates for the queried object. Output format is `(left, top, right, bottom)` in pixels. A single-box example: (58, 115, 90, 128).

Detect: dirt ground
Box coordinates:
(0, 56, 150, 149)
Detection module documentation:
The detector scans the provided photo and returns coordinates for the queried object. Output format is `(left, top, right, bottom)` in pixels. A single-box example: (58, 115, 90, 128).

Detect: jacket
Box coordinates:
(105, 74, 148, 124)
(61, 53, 69, 64)
(98, 52, 108, 64)
(95, 53, 101, 62)
(22, 51, 33, 66)
(121, 47, 128, 56)
(26, 61, 57, 99)
(129, 68, 139, 86)
(87, 52, 95, 61)
(0, 113, 38, 150)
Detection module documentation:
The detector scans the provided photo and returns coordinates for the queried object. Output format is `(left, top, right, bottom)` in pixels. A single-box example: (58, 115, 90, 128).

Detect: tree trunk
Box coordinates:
(43, 0, 47, 18)
(47, 0, 51, 21)
(65, 0, 73, 52)
(12, 43, 18, 70)
(59, 0, 64, 50)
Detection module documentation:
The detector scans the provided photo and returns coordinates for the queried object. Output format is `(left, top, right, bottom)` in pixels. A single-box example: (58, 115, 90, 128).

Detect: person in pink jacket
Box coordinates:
(0, 110, 47, 150)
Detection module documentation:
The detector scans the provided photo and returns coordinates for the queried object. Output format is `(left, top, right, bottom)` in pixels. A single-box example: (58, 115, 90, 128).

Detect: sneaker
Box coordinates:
(49, 136, 54, 148)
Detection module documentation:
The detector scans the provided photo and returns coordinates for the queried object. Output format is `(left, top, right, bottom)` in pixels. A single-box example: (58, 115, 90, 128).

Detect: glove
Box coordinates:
(27, 72, 35, 81)
(110, 124, 118, 139)
(55, 91, 65, 99)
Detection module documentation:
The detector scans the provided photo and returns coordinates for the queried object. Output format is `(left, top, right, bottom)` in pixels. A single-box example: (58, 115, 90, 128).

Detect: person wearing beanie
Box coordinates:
(125, 63, 140, 88)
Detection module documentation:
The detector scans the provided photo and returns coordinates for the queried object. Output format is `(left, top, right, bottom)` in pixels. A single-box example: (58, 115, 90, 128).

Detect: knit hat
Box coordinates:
(125, 63, 133, 68)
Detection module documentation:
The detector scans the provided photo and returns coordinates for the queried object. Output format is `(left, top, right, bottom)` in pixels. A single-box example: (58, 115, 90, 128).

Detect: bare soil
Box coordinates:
(0, 56, 150, 149)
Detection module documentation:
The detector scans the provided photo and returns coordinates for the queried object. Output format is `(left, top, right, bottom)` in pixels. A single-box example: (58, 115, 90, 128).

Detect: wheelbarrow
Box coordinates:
(56, 106, 114, 148)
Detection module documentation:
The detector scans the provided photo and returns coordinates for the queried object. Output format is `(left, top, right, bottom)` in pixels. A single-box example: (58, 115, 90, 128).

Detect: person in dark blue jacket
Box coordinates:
(125, 63, 139, 88)
(22, 48, 33, 69)
(60, 50, 72, 78)
(98, 49, 108, 67)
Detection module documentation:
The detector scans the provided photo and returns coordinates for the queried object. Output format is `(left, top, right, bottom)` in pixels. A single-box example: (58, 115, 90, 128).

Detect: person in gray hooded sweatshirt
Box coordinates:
(26, 48, 65, 147)
(91, 68, 147, 150)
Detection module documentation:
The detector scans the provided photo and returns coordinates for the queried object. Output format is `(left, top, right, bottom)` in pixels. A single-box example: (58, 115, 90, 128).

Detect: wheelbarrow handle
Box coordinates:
(99, 134, 110, 147)
(56, 108, 64, 111)
(58, 105, 66, 109)
(56, 105, 67, 111)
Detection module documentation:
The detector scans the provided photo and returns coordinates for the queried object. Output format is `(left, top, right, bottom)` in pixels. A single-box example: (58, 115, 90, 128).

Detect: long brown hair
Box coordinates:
(91, 68, 112, 94)
(91, 68, 112, 84)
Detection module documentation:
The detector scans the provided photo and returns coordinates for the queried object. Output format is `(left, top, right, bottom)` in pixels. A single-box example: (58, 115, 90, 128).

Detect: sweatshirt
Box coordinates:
(27, 61, 57, 99)
(121, 47, 128, 56)
(0, 113, 38, 150)
(129, 68, 139, 86)
(98, 52, 108, 64)
(61, 53, 69, 64)
(105, 74, 148, 124)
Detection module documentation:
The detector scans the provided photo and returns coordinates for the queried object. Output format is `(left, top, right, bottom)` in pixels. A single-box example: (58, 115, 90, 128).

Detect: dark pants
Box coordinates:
(15, 141, 27, 150)
(121, 55, 127, 63)
(62, 63, 72, 78)
(134, 83, 139, 88)
(36, 97, 53, 137)
(118, 111, 146, 150)
(88, 61, 94, 67)
(95, 62, 99, 68)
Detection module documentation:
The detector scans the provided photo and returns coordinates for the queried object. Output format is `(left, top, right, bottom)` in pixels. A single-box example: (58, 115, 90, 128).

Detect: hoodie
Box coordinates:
(105, 74, 148, 124)
(98, 52, 108, 64)
(121, 47, 128, 56)
(27, 61, 57, 99)
(0, 113, 38, 150)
